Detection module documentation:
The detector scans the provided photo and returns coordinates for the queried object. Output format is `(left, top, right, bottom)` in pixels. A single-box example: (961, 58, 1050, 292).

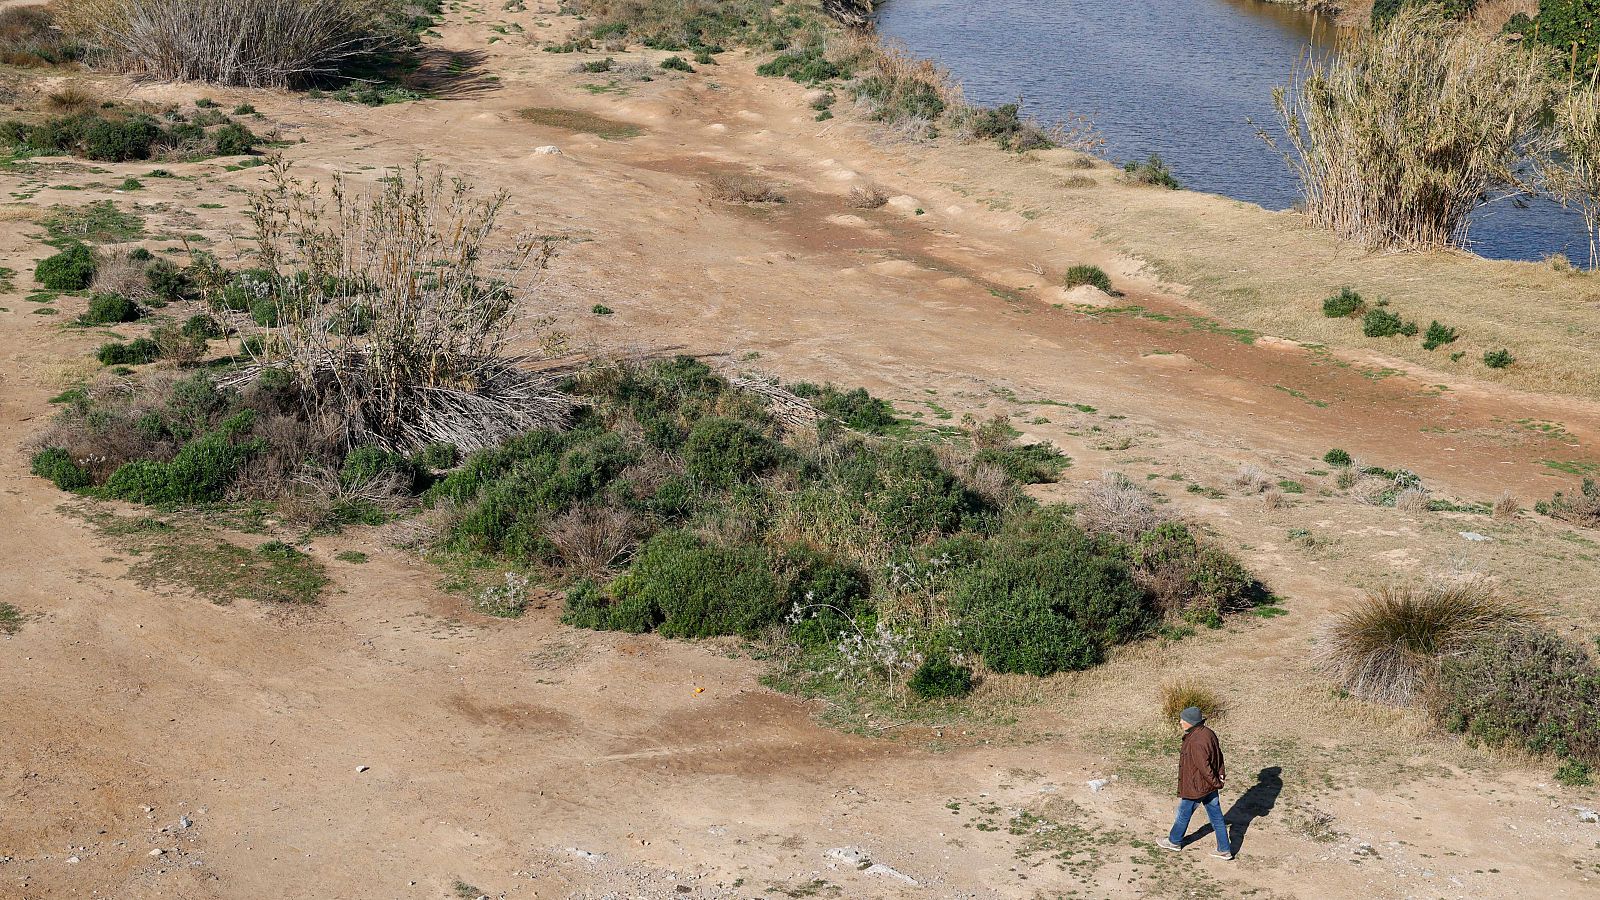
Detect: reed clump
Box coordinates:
(55, 0, 403, 88)
(1268, 8, 1553, 251)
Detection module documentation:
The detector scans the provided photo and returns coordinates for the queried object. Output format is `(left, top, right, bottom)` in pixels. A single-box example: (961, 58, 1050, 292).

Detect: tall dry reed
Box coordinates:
(1540, 87, 1600, 270)
(57, 0, 399, 87)
(1267, 8, 1553, 250)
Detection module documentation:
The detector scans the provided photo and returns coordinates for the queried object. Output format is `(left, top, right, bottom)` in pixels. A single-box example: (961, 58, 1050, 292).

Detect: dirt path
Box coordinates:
(3, 5, 1600, 899)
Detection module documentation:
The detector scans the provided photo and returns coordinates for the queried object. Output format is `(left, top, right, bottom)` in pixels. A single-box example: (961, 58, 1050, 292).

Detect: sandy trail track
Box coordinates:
(3, 5, 1600, 899)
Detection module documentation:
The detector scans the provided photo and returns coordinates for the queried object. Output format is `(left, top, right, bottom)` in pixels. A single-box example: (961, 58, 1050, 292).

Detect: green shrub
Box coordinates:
(660, 55, 694, 72)
(1483, 348, 1514, 369)
(181, 314, 222, 339)
(578, 56, 614, 73)
(416, 441, 459, 470)
(682, 417, 779, 486)
(101, 411, 261, 504)
(966, 102, 1055, 152)
(1373, 0, 1476, 25)
(954, 519, 1152, 676)
(1362, 308, 1406, 337)
(1122, 154, 1180, 189)
(1432, 627, 1600, 767)
(755, 47, 842, 83)
(789, 382, 897, 433)
(591, 530, 783, 637)
(1322, 287, 1365, 318)
(81, 292, 140, 324)
(249, 295, 280, 327)
(146, 259, 188, 300)
(211, 121, 256, 156)
(30, 447, 91, 490)
(909, 654, 974, 699)
(96, 338, 160, 365)
(1421, 320, 1458, 350)
(1324, 448, 1352, 466)
(1063, 264, 1112, 293)
(1556, 759, 1593, 786)
(341, 445, 420, 491)
(82, 115, 161, 161)
(1506, 1, 1600, 78)
(34, 242, 96, 290)
(976, 442, 1070, 485)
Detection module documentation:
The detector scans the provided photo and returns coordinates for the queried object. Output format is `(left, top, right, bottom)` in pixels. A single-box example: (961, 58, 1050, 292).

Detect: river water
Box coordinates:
(875, 0, 1594, 268)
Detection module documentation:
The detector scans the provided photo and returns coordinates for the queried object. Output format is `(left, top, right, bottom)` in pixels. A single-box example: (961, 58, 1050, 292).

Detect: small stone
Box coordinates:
(864, 863, 916, 885)
(1577, 807, 1599, 824)
(66, 857, 80, 864)
(1458, 531, 1491, 542)
(355, 766, 370, 773)
(533, 145, 561, 155)
(178, 816, 192, 829)
(149, 848, 164, 857)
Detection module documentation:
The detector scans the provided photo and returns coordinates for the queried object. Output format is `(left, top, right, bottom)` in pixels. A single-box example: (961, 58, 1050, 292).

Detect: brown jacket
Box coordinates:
(1178, 724, 1226, 800)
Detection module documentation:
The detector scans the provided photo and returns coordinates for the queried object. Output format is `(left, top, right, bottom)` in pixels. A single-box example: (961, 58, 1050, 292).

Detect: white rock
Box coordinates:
(825, 846, 870, 866)
(66, 856, 80, 864)
(1087, 776, 1117, 793)
(532, 146, 562, 155)
(1458, 531, 1492, 542)
(355, 766, 370, 773)
(864, 863, 916, 885)
(178, 816, 192, 829)
(566, 847, 604, 862)
(149, 848, 164, 857)
(1576, 807, 1599, 824)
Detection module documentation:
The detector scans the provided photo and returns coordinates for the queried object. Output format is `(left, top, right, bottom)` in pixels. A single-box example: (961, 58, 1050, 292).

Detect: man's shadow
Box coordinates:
(1190, 766, 1283, 855)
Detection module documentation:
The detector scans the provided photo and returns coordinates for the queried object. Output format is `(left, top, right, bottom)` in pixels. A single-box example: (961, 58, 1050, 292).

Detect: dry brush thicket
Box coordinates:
(55, 0, 403, 87)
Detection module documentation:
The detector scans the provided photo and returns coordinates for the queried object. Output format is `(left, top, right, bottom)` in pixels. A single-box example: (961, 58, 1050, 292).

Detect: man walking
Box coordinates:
(1157, 706, 1233, 859)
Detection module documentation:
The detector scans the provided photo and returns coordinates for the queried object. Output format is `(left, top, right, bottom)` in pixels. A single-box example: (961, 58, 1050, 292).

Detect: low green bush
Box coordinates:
(83, 114, 162, 161)
(30, 447, 91, 491)
(211, 121, 257, 156)
(1483, 348, 1514, 369)
(1362, 308, 1417, 338)
(416, 441, 459, 470)
(341, 445, 421, 491)
(1063, 264, 1112, 293)
(181, 314, 222, 339)
(1324, 448, 1352, 466)
(583, 530, 784, 637)
(101, 411, 262, 504)
(789, 382, 897, 433)
(755, 46, 842, 83)
(682, 416, 780, 486)
(1122, 154, 1180, 189)
(35, 242, 96, 290)
(1432, 627, 1600, 768)
(966, 102, 1055, 152)
(909, 654, 974, 698)
(1422, 320, 1457, 350)
(1322, 288, 1365, 318)
(660, 55, 694, 72)
(96, 338, 160, 365)
(146, 259, 188, 301)
(81, 292, 140, 324)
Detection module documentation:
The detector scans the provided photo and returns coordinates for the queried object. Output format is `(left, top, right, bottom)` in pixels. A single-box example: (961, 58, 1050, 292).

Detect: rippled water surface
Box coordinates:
(875, 0, 1593, 267)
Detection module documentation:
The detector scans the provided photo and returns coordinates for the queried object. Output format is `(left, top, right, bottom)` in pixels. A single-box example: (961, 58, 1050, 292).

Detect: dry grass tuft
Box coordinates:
(91, 252, 152, 301)
(706, 174, 785, 204)
(1492, 491, 1520, 521)
(846, 184, 888, 209)
(1315, 577, 1523, 706)
(1059, 174, 1097, 188)
(1076, 472, 1167, 540)
(1160, 678, 1229, 726)
(546, 504, 638, 577)
(1232, 465, 1273, 493)
(1393, 487, 1431, 512)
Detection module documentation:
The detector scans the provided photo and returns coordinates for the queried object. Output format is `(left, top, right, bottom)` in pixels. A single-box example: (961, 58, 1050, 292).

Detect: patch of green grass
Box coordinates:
(1273, 384, 1329, 408)
(335, 550, 370, 564)
(128, 538, 329, 605)
(517, 106, 643, 139)
(591, 303, 614, 315)
(1542, 459, 1600, 477)
(40, 200, 144, 245)
(0, 266, 14, 292)
(0, 602, 23, 635)
(452, 881, 481, 899)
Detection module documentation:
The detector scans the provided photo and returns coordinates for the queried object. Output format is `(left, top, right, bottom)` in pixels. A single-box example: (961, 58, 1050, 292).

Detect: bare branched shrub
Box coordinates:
(1263, 489, 1287, 510)
(1077, 471, 1167, 540)
(56, 0, 401, 88)
(1267, 9, 1553, 250)
(1492, 491, 1520, 521)
(239, 157, 573, 453)
(706, 174, 784, 203)
(547, 504, 639, 577)
(846, 184, 888, 209)
(91, 252, 152, 301)
(1315, 577, 1524, 706)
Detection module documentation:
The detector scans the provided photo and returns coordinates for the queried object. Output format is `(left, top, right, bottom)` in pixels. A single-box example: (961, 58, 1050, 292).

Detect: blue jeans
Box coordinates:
(1170, 791, 1231, 854)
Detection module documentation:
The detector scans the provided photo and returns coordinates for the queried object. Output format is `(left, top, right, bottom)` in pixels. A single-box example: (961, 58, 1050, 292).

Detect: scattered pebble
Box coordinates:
(149, 848, 164, 857)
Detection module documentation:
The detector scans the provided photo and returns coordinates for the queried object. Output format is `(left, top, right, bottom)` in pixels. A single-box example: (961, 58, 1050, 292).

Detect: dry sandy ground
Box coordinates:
(3, 4, 1600, 898)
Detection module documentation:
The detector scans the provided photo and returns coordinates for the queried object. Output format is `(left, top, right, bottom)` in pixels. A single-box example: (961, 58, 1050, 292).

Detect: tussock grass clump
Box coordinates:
(1121, 154, 1180, 189)
(56, 0, 404, 88)
(1316, 578, 1523, 705)
(1063, 264, 1112, 293)
(846, 184, 888, 209)
(706, 174, 784, 203)
(1269, 8, 1552, 251)
(1077, 472, 1166, 540)
(1160, 678, 1228, 725)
